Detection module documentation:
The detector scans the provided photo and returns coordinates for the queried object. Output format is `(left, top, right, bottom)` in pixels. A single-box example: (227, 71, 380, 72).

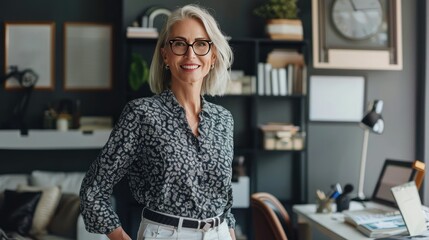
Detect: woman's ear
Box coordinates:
(211, 53, 217, 65)
(161, 47, 168, 63)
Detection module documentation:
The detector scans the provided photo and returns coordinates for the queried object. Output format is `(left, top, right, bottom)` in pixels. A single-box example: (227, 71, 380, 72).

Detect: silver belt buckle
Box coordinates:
(202, 220, 213, 232)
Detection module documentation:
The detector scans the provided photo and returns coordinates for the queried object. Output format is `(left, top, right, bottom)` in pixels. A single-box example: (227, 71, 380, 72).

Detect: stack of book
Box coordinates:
(356, 216, 407, 238)
(257, 49, 307, 96)
(259, 123, 300, 150)
(343, 209, 407, 238)
(226, 70, 256, 95)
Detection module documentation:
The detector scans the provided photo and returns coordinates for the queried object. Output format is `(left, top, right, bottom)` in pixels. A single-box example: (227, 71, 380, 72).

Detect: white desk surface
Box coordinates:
(293, 202, 390, 240)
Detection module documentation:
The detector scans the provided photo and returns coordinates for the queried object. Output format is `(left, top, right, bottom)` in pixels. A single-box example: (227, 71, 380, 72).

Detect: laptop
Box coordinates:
(343, 159, 417, 226)
(371, 159, 416, 207)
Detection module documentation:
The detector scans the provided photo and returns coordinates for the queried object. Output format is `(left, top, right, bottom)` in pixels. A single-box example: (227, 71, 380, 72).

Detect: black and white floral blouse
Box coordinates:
(79, 89, 235, 234)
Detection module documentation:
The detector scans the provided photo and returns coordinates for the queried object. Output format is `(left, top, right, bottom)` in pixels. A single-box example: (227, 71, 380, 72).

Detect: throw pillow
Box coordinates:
(0, 190, 42, 236)
(0, 174, 28, 192)
(16, 184, 61, 238)
(30, 171, 85, 195)
(48, 193, 80, 239)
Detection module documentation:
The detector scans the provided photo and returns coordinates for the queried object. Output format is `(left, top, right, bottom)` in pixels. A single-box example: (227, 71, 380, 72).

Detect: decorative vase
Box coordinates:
(266, 19, 303, 40)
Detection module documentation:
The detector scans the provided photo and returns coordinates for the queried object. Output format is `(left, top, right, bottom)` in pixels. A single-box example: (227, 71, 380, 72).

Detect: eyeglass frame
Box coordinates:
(168, 39, 213, 56)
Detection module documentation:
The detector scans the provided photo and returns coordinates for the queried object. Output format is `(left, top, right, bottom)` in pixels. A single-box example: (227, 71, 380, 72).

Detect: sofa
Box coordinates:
(0, 171, 110, 240)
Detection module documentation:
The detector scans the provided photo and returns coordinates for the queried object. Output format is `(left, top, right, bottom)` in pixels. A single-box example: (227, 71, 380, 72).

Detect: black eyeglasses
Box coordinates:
(168, 39, 213, 56)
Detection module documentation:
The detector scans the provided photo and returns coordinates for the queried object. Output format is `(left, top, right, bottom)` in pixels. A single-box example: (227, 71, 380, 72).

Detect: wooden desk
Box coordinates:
(293, 202, 374, 240)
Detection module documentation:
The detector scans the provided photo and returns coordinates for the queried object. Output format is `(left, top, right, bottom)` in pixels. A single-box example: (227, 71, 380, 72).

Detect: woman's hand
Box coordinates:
(107, 227, 132, 240)
(229, 228, 236, 240)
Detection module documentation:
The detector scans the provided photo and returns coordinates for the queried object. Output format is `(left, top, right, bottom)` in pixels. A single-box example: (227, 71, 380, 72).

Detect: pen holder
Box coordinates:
(316, 198, 334, 213)
(335, 194, 350, 212)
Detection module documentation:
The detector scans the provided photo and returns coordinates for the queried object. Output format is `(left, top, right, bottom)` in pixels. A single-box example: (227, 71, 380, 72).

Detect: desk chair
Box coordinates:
(251, 192, 294, 240)
(413, 160, 425, 189)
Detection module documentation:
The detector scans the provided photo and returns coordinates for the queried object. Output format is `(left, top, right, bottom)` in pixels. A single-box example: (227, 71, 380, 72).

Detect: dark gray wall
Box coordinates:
(122, 0, 269, 38)
(0, 0, 124, 130)
(307, 1, 418, 202)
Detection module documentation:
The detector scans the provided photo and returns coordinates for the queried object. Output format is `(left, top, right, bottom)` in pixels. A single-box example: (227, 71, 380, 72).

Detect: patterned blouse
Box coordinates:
(80, 89, 236, 234)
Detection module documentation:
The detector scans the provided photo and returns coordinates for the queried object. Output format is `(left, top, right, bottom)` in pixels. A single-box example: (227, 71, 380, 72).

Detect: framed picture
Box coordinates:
(309, 75, 365, 122)
(312, 0, 402, 70)
(64, 23, 112, 90)
(4, 22, 55, 90)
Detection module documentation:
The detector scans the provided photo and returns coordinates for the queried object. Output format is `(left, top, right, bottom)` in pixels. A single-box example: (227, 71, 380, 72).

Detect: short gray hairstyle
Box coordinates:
(149, 4, 233, 96)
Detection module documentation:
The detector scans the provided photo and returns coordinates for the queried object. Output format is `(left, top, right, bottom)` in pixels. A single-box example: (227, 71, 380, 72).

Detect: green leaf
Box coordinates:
(253, 0, 299, 19)
(128, 53, 149, 91)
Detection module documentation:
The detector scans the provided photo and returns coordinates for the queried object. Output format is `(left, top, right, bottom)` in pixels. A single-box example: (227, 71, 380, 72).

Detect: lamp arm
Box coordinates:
(357, 129, 370, 200)
(1, 66, 19, 84)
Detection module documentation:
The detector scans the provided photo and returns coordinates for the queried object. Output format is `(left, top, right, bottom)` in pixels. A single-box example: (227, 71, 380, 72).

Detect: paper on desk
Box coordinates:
(375, 230, 429, 239)
(391, 181, 427, 236)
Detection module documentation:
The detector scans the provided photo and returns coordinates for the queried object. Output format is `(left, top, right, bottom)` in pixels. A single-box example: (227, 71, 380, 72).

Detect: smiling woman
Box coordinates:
(79, 4, 236, 240)
(160, 17, 216, 93)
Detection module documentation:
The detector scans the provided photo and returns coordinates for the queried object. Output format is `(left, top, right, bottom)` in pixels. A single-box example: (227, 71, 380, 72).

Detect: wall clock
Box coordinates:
(332, 0, 383, 40)
(312, 0, 402, 70)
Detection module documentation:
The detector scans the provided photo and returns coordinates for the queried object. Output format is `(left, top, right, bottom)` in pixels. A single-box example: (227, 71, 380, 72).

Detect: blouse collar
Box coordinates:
(160, 89, 212, 117)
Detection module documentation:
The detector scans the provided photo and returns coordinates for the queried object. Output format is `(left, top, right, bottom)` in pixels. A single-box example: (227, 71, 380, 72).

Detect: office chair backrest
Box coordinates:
(251, 192, 293, 240)
(413, 160, 425, 189)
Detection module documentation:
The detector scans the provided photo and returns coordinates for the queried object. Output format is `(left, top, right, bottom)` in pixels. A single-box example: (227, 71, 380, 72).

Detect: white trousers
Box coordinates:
(136, 214, 232, 240)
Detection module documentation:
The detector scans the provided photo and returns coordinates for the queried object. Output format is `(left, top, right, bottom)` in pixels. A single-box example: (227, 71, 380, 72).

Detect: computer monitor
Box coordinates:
(371, 159, 416, 207)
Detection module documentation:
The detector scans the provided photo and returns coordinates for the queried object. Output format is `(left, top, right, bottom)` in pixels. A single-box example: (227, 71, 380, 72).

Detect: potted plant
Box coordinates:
(129, 53, 149, 91)
(253, 0, 303, 40)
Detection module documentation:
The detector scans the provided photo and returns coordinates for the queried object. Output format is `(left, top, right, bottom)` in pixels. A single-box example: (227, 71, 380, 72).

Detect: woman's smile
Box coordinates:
(181, 64, 200, 70)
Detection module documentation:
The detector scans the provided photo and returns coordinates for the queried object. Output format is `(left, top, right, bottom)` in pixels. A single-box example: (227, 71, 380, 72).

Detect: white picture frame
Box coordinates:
(64, 23, 112, 90)
(309, 75, 365, 122)
(4, 22, 55, 90)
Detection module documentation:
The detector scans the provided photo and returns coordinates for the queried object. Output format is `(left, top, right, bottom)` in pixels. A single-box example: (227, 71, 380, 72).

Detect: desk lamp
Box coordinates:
(1, 65, 38, 134)
(354, 99, 384, 202)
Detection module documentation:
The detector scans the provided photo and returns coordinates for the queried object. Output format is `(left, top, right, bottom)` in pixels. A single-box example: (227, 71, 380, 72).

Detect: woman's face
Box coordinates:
(162, 18, 216, 87)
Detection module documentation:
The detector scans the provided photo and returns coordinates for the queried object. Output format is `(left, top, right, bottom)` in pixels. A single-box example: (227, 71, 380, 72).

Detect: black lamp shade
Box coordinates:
(360, 100, 384, 134)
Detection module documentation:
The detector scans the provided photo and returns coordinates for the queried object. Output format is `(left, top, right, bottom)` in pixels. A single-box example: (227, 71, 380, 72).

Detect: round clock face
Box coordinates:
(332, 0, 383, 40)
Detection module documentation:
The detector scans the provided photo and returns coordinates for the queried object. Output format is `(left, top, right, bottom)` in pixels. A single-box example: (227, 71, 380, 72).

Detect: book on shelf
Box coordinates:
(301, 65, 308, 95)
(287, 64, 294, 95)
(278, 68, 288, 96)
(257, 62, 265, 96)
(264, 63, 272, 96)
(271, 68, 279, 96)
(356, 215, 407, 238)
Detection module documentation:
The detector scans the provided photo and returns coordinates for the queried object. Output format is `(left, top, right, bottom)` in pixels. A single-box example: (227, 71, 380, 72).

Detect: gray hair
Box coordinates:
(148, 4, 233, 96)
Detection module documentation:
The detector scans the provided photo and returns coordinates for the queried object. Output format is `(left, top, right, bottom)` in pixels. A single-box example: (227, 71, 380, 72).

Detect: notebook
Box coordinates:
(391, 181, 427, 236)
(343, 159, 416, 226)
